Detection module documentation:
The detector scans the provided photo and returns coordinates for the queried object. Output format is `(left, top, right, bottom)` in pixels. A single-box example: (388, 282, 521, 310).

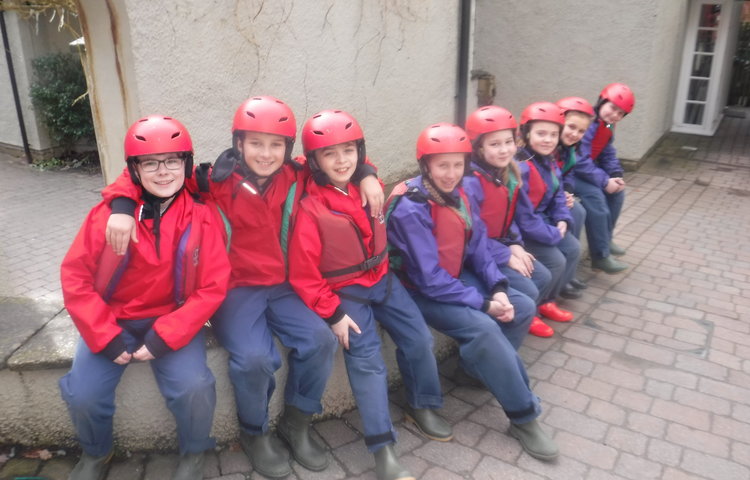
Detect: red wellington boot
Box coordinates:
(529, 316, 554, 337)
(538, 302, 574, 322)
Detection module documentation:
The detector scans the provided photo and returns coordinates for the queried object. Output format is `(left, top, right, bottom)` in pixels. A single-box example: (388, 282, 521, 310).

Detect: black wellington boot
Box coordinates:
(239, 431, 291, 478)
(277, 405, 329, 471)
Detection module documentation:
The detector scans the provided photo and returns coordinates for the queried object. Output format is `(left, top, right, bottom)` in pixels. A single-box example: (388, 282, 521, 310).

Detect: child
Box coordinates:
(101, 97, 384, 478)
(515, 102, 582, 331)
(574, 83, 635, 274)
(386, 123, 558, 461)
(463, 106, 555, 338)
(60, 115, 231, 480)
(556, 96, 595, 292)
(289, 109, 451, 480)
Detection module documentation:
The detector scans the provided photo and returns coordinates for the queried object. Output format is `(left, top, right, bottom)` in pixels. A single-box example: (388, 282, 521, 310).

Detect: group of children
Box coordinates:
(59, 83, 634, 480)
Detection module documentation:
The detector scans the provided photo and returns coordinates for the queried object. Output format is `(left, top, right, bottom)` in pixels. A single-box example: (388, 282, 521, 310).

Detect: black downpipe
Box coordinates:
(1, 10, 33, 163)
(455, 0, 472, 126)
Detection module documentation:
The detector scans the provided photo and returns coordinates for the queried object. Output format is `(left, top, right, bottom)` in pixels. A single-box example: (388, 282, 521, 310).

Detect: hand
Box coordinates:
(509, 244, 535, 276)
(331, 314, 362, 350)
(106, 214, 138, 255)
(132, 345, 155, 362)
(359, 175, 384, 219)
(487, 297, 514, 323)
(605, 178, 625, 194)
(507, 254, 531, 278)
(556, 221, 567, 237)
(113, 351, 132, 365)
(565, 191, 575, 209)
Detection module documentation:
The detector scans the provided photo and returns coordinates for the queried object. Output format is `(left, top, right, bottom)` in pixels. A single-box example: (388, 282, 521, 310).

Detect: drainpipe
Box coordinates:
(455, 0, 472, 126)
(0, 10, 33, 163)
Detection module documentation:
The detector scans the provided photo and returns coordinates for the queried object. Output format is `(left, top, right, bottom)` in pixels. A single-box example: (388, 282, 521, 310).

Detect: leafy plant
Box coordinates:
(29, 52, 94, 149)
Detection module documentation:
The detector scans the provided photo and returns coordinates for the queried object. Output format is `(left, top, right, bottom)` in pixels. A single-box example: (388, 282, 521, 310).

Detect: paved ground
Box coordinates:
(1, 109, 750, 479)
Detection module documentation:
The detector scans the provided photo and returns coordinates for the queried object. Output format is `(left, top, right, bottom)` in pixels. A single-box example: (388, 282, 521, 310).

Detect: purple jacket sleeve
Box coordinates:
(387, 193, 487, 310)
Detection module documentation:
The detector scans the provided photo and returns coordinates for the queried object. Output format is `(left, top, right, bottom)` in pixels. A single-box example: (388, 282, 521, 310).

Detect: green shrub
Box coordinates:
(29, 52, 94, 148)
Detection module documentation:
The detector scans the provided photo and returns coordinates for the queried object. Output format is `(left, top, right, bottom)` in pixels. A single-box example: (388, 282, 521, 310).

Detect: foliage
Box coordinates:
(0, 0, 79, 36)
(29, 53, 94, 149)
(32, 150, 100, 173)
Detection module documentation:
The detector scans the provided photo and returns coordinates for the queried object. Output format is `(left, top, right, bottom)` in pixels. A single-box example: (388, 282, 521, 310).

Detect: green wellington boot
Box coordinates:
(69, 451, 113, 480)
(609, 241, 627, 256)
(374, 444, 415, 480)
(591, 256, 628, 274)
(277, 405, 329, 471)
(403, 406, 453, 441)
(508, 419, 559, 461)
(172, 452, 204, 480)
(239, 431, 291, 478)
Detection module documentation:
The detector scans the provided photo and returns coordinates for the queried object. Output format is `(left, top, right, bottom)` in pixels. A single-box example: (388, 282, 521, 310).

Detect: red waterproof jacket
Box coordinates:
(288, 179, 387, 321)
(61, 190, 230, 356)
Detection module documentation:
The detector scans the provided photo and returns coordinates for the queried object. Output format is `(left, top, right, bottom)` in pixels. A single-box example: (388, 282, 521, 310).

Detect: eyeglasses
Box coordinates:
(137, 157, 184, 172)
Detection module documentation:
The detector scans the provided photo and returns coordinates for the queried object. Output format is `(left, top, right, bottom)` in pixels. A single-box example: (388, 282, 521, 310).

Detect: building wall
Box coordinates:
(473, 0, 689, 163)
(0, 11, 76, 155)
(81, 0, 461, 184)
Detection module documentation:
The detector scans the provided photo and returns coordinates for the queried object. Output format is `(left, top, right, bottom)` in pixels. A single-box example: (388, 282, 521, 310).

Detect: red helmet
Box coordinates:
(302, 109, 364, 157)
(556, 97, 595, 117)
(520, 102, 564, 126)
(416, 123, 472, 162)
(465, 105, 517, 143)
(232, 96, 296, 138)
(124, 115, 192, 158)
(599, 83, 635, 114)
(124, 115, 193, 184)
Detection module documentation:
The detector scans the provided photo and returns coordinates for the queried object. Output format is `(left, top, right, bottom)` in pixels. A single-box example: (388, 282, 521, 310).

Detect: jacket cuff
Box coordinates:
(351, 163, 377, 184)
(111, 197, 137, 216)
(490, 280, 508, 295)
(481, 299, 491, 313)
(100, 334, 127, 361)
(324, 306, 347, 326)
(610, 172, 624, 178)
(144, 329, 173, 358)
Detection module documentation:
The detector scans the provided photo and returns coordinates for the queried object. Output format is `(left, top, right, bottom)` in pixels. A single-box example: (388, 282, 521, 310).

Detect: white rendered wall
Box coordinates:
(473, 0, 689, 163)
(80, 0, 461, 184)
(0, 11, 73, 153)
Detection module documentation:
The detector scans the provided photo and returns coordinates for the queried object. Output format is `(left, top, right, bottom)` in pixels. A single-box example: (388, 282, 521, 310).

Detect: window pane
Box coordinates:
(688, 79, 709, 101)
(695, 29, 717, 53)
(683, 103, 705, 125)
(698, 4, 721, 28)
(691, 54, 713, 77)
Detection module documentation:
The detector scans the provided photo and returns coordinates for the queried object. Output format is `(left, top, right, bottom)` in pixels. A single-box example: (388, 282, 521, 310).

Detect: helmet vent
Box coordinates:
(459, 136, 466, 141)
(486, 118, 495, 123)
(313, 130, 325, 136)
(278, 116, 289, 122)
(171, 132, 181, 139)
(135, 135, 147, 142)
(245, 111, 256, 119)
(345, 122, 353, 129)
(430, 137, 441, 143)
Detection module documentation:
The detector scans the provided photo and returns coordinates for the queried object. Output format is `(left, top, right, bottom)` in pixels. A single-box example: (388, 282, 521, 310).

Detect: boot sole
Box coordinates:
(508, 427, 559, 462)
(239, 437, 292, 478)
(277, 427, 330, 472)
(591, 266, 628, 274)
(403, 413, 454, 442)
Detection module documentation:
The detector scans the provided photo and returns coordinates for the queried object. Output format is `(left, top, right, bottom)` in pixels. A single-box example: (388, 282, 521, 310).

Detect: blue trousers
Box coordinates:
(59, 320, 216, 457)
(212, 283, 337, 434)
(501, 259, 552, 306)
(570, 199, 587, 241)
(574, 179, 625, 259)
(338, 273, 442, 452)
(411, 272, 540, 423)
(524, 232, 581, 301)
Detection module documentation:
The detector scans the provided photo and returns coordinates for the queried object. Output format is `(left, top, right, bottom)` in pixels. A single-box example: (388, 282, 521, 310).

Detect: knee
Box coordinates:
(60, 375, 110, 413)
(231, 350, 279, 376)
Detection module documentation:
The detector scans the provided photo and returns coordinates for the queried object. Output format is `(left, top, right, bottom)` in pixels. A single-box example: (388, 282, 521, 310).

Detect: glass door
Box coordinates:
(673, 1, 740, 135)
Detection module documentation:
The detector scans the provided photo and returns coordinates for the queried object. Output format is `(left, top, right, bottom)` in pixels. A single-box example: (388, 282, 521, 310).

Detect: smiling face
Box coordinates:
(599, 101, 626, 125)
(237, 131, 287, 183)
(560, 112, 592, 147)
(479, 129, 517, 169)
(134, 153, 185, 198)
(315, 141, 358, 189)
(527, 121, 560, 156)
(426, 153, 465, 194)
